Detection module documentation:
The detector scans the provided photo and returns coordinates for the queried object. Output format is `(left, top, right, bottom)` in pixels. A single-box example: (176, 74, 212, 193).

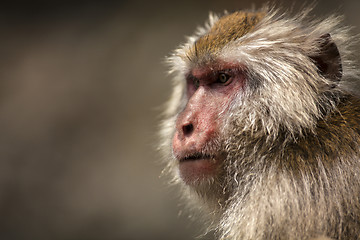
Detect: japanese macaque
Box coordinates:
(160, 6, 360, 240)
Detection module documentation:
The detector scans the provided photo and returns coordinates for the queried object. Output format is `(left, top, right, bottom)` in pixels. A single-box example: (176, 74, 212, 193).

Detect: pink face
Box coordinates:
(172, 62, 246, 185)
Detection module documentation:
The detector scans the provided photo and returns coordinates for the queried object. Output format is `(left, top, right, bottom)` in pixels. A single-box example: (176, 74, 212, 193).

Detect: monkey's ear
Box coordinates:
(310, 33, 342, 84)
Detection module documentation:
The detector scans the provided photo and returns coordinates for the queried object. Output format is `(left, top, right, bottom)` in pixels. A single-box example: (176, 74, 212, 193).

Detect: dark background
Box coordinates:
(0, 1, 358, 239)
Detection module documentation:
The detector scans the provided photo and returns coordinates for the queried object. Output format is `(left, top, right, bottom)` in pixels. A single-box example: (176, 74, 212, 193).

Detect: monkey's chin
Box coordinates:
(178, 158, 219, 185)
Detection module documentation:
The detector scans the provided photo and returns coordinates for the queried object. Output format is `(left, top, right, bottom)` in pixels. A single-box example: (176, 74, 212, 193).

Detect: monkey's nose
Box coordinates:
(182, 123, 194, 136)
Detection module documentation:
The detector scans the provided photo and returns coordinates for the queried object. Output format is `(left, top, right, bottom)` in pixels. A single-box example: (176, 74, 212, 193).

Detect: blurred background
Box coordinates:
(0, 0, 358, 239)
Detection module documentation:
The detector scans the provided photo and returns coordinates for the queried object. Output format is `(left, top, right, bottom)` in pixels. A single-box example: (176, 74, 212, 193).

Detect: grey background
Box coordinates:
(0, 0, 358, 239)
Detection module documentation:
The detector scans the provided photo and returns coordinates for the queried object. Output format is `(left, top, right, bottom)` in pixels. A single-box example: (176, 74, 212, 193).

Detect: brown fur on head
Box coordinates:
(187, 11, 265, 63)
(161, 6, 360, 240)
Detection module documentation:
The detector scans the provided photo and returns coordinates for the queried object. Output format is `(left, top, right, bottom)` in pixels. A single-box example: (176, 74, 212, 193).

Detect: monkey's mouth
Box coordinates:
(179, 153, 214, 162)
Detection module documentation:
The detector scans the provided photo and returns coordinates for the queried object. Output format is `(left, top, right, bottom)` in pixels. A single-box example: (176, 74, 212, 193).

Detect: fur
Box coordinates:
(161, 6, 360, 240)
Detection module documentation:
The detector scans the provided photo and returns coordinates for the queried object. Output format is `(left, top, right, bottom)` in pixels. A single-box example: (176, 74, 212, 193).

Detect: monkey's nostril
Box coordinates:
(182, 123, 194, 136)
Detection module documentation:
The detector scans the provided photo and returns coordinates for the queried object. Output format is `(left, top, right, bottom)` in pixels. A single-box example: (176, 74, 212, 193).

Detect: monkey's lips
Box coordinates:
(178, 153, 220, 184)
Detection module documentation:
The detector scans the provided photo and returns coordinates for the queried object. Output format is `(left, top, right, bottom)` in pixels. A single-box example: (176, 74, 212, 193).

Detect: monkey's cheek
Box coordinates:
(178, 159, 219, 185)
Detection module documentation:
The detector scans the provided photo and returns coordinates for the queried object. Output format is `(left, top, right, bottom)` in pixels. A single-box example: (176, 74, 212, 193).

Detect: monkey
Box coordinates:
(159, 6, 360, 240)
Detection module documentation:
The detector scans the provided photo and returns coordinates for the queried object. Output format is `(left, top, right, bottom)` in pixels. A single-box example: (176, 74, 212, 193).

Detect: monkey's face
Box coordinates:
(172, 63, 245, 186)
(165, 10, 344, 208)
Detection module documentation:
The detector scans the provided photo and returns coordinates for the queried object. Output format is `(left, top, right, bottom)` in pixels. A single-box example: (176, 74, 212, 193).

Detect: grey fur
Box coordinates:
(160, 6, 360, 240)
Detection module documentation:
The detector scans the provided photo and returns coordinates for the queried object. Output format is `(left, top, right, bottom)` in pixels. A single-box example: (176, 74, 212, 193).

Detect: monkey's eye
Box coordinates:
(217, 73, 231, 84)
(193, 78, 200, 89)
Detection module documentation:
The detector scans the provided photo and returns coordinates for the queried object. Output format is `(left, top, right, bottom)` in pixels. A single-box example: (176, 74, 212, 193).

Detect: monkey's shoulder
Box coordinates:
(285, 95, 360, 168)
(319, 95, 360, 135)
(315, 95, 360, 150)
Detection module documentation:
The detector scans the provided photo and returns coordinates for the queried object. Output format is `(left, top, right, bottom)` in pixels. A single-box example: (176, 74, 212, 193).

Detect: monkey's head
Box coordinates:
(160, 7, 358, 238)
